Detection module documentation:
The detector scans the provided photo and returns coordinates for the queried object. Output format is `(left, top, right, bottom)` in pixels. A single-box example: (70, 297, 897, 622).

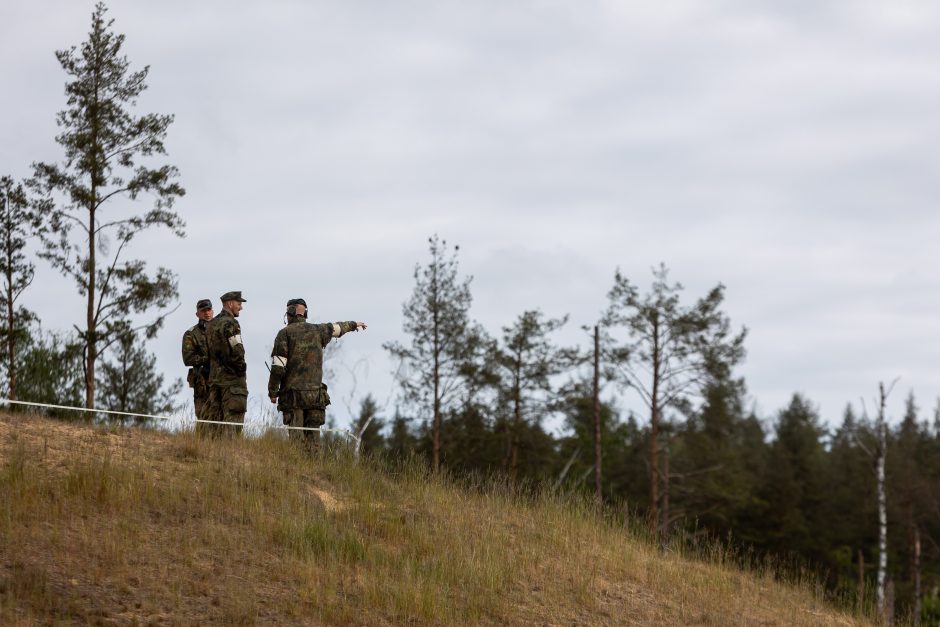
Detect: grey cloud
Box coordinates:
(3, 0, 940, 428)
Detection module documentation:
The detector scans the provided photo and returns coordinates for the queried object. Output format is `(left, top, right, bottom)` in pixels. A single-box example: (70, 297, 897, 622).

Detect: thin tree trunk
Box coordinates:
(555, 447, 580, 490)
(876, 381, 888, 615)
(86, 201, 96, 409)
(649, 318, 660, 539)
(4, 196, 16, 401)
(511, 380, 521, 480)
(914, 528, 921, 627)
(5, 266, 15, 401)
(593, 325, 601, 502)
(431, 283, 441, 473)
(661, 435, 670, 545)
(86, 73, 100, 411)
(432, 348, 440, 474)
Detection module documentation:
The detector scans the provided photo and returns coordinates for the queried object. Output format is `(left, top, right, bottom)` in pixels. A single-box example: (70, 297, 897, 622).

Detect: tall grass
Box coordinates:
(0, 414, 871, 625)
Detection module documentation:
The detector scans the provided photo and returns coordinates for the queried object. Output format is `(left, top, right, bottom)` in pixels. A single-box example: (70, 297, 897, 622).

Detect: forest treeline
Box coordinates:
(1, 3, 937, 624)
(353, 235, 940, 624)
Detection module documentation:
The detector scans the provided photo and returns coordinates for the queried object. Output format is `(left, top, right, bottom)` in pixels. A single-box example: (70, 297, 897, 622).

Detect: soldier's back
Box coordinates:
(281, 321, 327, 391)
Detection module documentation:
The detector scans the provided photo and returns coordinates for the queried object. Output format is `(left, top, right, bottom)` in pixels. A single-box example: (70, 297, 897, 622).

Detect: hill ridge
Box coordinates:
(0, 413, 865, 625)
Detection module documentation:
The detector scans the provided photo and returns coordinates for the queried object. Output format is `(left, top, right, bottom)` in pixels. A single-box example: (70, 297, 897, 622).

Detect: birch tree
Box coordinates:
(856, 380, 898, 618)
(30, 3, 185, 409)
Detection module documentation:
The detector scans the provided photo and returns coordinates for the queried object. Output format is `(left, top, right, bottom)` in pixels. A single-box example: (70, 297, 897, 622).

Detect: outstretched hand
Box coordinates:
(356, 321, 368, 331)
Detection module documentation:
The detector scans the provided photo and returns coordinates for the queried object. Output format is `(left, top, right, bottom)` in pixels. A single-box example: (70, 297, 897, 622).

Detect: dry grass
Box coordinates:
(0, 412, 870, 626)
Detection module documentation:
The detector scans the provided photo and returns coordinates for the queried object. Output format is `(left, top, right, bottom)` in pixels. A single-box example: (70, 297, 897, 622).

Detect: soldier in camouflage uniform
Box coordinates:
(181, 298, 213, 433)
(205, 291, 248, 437)
(267, 298, 366, 453)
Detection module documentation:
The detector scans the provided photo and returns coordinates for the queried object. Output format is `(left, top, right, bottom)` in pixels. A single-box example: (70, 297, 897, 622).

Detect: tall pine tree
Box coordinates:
(30, 3, 184, 409)
(603, 264, 746, 537)
(384, 235, 478, 473)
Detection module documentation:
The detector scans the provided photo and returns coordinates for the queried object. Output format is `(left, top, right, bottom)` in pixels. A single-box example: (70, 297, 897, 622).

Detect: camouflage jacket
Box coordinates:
(267, 319, 358, 410)
(181, 320, 210, 395)
(206, 309, 247, 388)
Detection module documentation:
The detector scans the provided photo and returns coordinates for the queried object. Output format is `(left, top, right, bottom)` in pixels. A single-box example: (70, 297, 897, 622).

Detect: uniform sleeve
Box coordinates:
(222, 318, 247, 375)
(182, 330, 206, 367)
(318, 321, 359, 347)
(268, 329, 288, 397)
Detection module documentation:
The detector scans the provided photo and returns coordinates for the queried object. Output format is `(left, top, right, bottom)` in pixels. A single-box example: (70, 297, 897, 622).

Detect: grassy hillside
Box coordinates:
(0, 413, 866, 625)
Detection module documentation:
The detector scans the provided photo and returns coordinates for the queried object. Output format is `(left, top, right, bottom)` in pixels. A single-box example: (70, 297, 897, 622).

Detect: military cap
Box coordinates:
(220, 290, 247, 303)
(286, 298, 307, 308)
(196, 298, 212, 311)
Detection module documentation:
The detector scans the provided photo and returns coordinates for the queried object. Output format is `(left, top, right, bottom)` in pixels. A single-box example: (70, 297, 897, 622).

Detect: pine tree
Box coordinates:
(17, 327, 85, 419)
(758, 394, 828, 563)
(669, 377, 760, 540)
(384, 235, 477, 473)
(826, 404, 877, 592)
(494, 309, 575, 480)
(0, 176, 40, 401)
(30, 3, 185, 410)
(603, 264, 746, 537)
(557, 389, 646, 503)
(387, 408, 420, 460)
(96, 328, 181, 424)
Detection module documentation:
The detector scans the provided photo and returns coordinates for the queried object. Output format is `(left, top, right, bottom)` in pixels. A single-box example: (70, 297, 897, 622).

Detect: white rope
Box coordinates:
(0, 398, 175, 422)
(0, 398, 362, 453)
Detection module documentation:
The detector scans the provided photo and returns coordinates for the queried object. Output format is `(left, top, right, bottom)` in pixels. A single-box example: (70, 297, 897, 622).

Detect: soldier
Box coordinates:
(267, 298, 366, 453)
(205, 291, 248, 437)
(181, 298, 213, 433)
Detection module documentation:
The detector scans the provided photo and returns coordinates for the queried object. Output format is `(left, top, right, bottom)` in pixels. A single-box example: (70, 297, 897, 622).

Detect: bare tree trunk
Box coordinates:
(649, 320, 660, 540)
(5, 269, 15, 401)
(85, 202, 96, 410)
(432, 302, 441, 473)
(555, 447, 580, 490)
(510, 378, 521, 480)
(593, 325, 601, 502)
(3, 192, 16, 402)
(914, 528, 922, 627)
(661, 435, 670, 546)
(432, 351, 440, 474)
(876, 382, 888, 614)
(85, 75, 100, 411)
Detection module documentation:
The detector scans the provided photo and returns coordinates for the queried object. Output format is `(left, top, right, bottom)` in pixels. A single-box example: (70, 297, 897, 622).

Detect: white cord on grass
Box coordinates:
(0, 398, 362, 453)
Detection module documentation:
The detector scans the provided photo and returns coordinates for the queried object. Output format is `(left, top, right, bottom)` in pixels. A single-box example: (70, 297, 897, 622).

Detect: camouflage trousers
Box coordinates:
(192, 393, 210, 436)
(283, 407, 326, 454)
(203, 384, 247, 437)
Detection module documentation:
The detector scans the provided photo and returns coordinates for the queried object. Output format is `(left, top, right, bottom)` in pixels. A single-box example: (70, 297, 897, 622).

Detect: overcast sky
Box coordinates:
(3, 1, 940, 434)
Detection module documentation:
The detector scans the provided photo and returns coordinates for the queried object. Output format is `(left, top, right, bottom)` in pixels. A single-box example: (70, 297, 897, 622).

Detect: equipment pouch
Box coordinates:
(318, 383, 331, 409)
(224, 386, 248, 415)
